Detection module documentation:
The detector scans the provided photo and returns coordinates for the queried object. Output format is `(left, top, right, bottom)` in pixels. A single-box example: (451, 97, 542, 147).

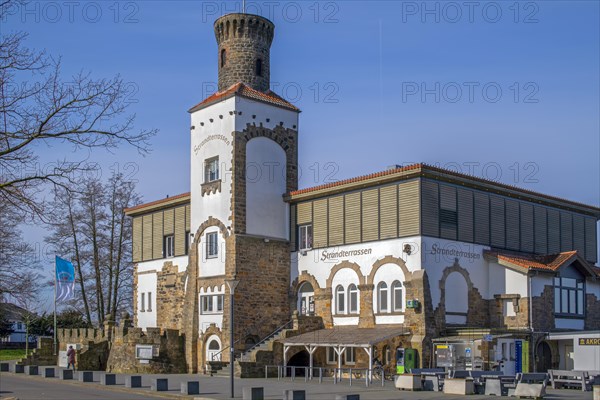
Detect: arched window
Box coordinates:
(256, 58, 262, 76)
(348, 284, 358, 314)
(392, 281, 403, 312)
(336, 285, 345, 314)
(378, 282, 388, 313)
(221, 49, 226, 68)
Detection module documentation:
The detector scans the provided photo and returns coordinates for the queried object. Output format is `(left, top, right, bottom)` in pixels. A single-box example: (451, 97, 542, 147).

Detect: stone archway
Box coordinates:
(325, 261, 364, 289)
(436, 258, 485, 327)
(367, 255, 411, 285)
(291, 272, 321, 315)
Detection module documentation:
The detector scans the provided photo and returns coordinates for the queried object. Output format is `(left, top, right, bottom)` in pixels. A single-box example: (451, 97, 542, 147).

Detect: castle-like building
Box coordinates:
(125, 13, 600, 375)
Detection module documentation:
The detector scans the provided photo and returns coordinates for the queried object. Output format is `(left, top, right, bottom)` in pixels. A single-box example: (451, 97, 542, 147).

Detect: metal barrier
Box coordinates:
(265, 365, 386, 387)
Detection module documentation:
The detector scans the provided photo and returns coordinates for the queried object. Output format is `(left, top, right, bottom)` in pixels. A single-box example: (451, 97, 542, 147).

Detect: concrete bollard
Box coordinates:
(283, 389, 306, 400)
(335, 395, 360, 400)
(26, 365, 38, 375)
(242, 387, 264, 400)
(592, 385, 599, 400)
(0, 363, 9, 372)
(126, 375, 142, 388)
(62, 369, 73, 380)
(152, 378, 168, 391)
(13, 364, 24, 373)
(102, 373, 116, 385)
(79, 371, 94, 382)
(181, 381, 200, 395)
(44, 367, 55, 378)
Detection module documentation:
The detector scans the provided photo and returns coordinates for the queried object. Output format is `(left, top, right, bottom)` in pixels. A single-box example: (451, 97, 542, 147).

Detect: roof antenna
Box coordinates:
(243, 0, 246, 13)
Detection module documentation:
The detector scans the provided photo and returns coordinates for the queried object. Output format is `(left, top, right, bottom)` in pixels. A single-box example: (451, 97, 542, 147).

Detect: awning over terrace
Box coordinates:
(279, 326, 410, 378)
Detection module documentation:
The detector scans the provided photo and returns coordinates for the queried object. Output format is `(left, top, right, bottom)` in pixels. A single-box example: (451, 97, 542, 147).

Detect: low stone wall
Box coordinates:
(17, 337, 56, 366)
(106, 327, 186, 374)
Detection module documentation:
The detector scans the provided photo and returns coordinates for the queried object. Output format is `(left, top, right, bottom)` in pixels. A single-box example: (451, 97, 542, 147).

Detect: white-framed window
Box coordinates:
(345, 347, 355, 365)
(392, 281, 403, 312)
(299, 224, 312, 250)
(201, 294, 224, 314)
(204, 157, 219, 183)
(327, 347, 338, 364)
(553, 277, 585, 316)
(348, 284, 358, 314)
(141, 292, 146, 312)
(163, 235, 174, 258)
(336, 285, 345, 314)
(206, 232, 218, 258)
(378, 282, 388, 313)
(147, 292, 153, 312)
(16, 322, 22, 330)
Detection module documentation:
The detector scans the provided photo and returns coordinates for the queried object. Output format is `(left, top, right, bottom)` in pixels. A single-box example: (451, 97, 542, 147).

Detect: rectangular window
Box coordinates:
(327, 347, 338, 364)
(345, 347, 355, 365)
(185, 231, 190, 255)
(217, 294, 224, 312)
(299, 224, 313, 251)
(204, 157, 219, 183)
(147, 292, 152, 312)
(349, 290, 358, 314)
(141, 292, 145, 312)
(163, 235, 174, 258)
(336, 290, 345, 314)
(554, 277, 585, 316)
(201, 294, 224, 314)
(206, 232, 218, 258)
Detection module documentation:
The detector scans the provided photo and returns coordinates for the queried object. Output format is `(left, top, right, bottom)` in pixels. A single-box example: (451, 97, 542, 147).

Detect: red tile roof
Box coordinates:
(485, 250, 578, 272)
(289, 163, 423, 196)
(287, 163, 600, 216)
(124, 192, 190, 214)
(188, 82, 300, 113)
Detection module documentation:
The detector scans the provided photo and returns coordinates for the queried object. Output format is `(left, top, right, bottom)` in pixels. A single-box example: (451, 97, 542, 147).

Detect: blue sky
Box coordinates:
(2, 1, 599, 304)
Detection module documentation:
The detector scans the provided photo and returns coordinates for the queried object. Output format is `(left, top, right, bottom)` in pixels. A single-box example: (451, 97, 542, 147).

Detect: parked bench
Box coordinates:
(550, 369, 590, 391)
(470, 371, 504, 394)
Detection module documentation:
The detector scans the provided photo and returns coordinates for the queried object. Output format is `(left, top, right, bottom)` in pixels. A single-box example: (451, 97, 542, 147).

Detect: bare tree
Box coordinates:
(0, 0, 156, 218)
(0, 198, 41, 303)
(46, 171, 140, 325)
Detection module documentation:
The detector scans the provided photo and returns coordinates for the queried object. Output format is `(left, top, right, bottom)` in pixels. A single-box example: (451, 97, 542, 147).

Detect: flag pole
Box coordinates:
(53, 256, 57, 356)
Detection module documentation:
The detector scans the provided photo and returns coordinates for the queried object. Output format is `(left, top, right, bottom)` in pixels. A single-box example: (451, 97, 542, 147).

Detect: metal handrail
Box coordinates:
(238, 319, 293, 361)
(209, 315, 276, 362)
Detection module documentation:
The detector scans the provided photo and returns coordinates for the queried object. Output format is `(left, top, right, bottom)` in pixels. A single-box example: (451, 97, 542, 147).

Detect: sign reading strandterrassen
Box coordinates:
(578, 338, 600, 346)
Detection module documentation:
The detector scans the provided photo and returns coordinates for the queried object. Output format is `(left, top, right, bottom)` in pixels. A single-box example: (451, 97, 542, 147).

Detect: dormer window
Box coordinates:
(221, 49, 226, 68)
(256, 59, 262, 77)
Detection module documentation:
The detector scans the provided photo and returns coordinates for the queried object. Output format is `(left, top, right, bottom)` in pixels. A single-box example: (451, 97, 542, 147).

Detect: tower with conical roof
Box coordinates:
(182, 13, 299, 373)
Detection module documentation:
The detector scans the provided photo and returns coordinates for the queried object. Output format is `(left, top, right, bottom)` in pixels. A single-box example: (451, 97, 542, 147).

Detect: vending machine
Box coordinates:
(396, 347, 417, 374)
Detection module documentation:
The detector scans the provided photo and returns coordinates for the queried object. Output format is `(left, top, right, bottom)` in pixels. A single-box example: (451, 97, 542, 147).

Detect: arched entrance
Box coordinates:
(298, 282, 315, 316)
(206, 336, 222, 362)
(536, 341, 552, 372)
(288, 350, 310, 376)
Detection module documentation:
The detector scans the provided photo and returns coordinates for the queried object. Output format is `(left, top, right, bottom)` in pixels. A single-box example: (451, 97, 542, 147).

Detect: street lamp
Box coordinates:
(225, 279, 239, 399)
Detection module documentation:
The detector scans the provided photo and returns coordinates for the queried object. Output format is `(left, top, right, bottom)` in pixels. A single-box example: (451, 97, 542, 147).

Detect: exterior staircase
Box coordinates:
(238, 327, 290, 362)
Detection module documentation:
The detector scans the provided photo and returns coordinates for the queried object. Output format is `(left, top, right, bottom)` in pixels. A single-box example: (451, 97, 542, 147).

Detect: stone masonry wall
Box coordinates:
(221, 235, 291, 362)
(156, 261, 187, 331)
(214, 13, 274, 92)
(106, 326, 186, 374)
(585, 293, 600, 330)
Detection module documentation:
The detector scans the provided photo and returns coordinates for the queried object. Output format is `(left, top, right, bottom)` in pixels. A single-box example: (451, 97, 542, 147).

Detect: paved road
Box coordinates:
(0, 368, 595, 399)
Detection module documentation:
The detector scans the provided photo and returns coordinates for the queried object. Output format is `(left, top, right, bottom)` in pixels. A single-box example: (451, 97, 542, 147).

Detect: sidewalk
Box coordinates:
(0, 364, 595, 399)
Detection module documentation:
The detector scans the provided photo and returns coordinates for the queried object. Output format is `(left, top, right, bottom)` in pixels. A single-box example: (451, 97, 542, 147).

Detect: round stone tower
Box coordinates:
(214, 13, 274, 93)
